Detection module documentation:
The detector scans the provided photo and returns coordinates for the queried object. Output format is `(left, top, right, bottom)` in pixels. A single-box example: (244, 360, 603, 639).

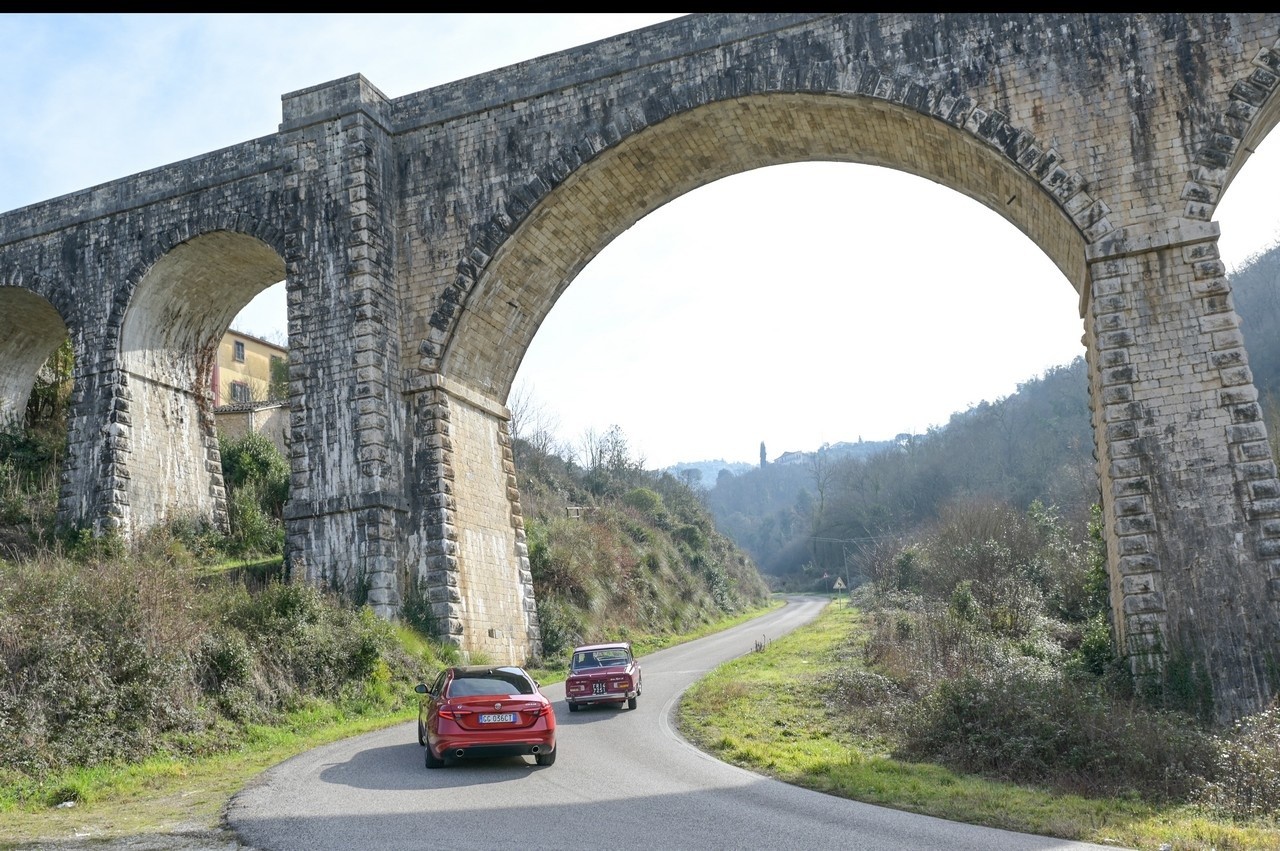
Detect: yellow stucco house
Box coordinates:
(212, 330, 287, 407)
(212, 330, 289, 455)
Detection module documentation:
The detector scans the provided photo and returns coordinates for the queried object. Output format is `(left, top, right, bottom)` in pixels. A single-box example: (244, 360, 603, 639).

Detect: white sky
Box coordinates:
(2, 13, 1277, 469)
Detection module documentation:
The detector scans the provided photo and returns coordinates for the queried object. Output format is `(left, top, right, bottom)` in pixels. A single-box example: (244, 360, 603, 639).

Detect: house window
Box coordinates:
(233, 340, 246, 362)
(230, 381, 250, 403)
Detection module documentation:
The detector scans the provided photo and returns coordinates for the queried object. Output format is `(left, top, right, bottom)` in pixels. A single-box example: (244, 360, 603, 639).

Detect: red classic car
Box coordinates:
(415, 665, 556, 767)
(564, 642, 643, 712)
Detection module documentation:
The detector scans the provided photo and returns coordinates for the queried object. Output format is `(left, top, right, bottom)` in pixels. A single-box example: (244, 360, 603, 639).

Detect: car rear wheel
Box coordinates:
(567, 701, 579, 712)
(425, 745, 445, 769)
(627, 696, 637, 710)
(417, 720, 427, 747)
(535, 748, 556, 766)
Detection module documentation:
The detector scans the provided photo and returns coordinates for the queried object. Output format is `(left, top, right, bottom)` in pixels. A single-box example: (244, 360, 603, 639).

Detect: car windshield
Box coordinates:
(447, 672, 535, 697)
(572, 649, 630, 669)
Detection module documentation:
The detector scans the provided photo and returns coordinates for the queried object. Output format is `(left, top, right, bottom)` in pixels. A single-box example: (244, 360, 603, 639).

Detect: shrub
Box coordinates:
(534, 595, 582, 659)
(1195, 702, 1280, 820)
(219, 431, 289, 557)
(622, 487, 664, 517)
(0, 546, 424, 779)
(673, 524, 707, 551)
(225, 483, 284, 557)
(0, 554, 205, 775)
(899, 671, 1214, 801)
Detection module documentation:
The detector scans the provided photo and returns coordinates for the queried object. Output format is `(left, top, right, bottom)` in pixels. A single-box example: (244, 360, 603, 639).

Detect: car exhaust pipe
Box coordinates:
(531, 745, 540, 754)
(455, 749, 466, 758)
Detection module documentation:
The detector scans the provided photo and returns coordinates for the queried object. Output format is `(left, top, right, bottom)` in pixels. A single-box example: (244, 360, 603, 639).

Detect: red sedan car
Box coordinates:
(564, 642, 643, 712)
(415, 665, 556, 767)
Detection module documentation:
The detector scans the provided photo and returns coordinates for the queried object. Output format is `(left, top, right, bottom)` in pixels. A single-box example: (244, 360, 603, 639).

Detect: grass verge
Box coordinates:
(0, 705, 413, 848)
(676, 599, 1280, 851)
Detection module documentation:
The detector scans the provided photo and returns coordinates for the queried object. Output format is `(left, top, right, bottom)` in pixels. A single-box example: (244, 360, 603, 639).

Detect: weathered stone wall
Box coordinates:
(277, 77, 407, 618)
(0, 288, 67, 427)
(1085, 227, 1278, 707)
(400, 375, 537, 662)
(449, 386, 534, 662)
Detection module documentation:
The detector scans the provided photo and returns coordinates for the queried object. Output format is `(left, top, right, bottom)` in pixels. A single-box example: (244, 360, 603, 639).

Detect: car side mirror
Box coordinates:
(414, 683, 428, 694)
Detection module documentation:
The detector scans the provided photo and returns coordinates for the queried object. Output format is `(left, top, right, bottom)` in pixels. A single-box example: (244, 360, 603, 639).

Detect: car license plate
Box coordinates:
(593, 682, 606, 695)
(479, 713, 515, 723)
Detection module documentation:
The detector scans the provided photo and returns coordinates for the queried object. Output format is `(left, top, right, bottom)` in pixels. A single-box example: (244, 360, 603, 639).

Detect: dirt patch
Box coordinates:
(7, 829, 259, 850)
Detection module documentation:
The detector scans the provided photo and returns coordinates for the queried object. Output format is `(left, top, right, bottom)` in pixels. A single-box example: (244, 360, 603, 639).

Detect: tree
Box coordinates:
(807, 446, 838, 571)
(24, 337, 74, 433)
(508, 383, 563, 476)
(268, 354, 289, 402)
(760, 441, 767, 468)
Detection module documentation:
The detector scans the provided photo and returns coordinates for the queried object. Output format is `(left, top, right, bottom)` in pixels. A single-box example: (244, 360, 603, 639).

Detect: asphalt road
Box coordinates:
(225, 595, 1127, 851)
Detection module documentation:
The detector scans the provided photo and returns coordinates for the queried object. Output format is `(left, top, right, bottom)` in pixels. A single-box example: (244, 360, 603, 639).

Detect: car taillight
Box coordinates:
(438, 705, 471, 721)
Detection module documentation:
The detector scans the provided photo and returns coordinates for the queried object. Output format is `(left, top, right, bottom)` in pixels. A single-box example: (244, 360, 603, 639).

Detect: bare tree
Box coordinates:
(576, 425, 605, 470)
(808, 445, 838, 572)
(508, 382, 563, 470)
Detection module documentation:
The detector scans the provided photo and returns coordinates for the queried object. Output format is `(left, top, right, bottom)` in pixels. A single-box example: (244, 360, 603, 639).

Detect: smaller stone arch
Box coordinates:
(114, 228, 287, 537)
(0, 286, 70, 430)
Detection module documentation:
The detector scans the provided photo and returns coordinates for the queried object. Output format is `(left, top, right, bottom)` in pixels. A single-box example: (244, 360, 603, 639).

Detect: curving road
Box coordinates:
(226, 596, 1126, 851)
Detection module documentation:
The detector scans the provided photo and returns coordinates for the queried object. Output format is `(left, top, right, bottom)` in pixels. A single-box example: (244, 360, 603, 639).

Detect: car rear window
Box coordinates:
(573, 649, 630, 669)
(447, 673, 534, 696)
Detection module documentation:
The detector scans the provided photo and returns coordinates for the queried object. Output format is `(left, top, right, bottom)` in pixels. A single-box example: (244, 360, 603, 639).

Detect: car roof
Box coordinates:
(448, 664, 530, 676)
(572, 642, 631, 652)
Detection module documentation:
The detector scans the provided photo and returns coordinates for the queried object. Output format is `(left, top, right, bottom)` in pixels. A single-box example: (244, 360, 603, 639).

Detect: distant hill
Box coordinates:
(663, 459, 755, 489)
(663, 439, 900, 488)
(702, 357, 1095, 583)
(768, 439, 898, 466)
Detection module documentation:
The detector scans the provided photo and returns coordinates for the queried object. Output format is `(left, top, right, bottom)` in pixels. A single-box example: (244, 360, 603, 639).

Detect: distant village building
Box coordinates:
(773, 450, 807, 465)
(212, 330, 289, 456)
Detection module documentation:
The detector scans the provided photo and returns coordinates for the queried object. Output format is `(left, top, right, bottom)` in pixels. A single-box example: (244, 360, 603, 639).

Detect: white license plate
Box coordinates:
(479, 713, 515, 723)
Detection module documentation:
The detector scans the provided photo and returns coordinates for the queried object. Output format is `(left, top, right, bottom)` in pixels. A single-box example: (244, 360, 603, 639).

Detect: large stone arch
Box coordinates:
(410, 85, 1101, 675)
(436, 92, 1094, 396)
(114, 228, 286, 537)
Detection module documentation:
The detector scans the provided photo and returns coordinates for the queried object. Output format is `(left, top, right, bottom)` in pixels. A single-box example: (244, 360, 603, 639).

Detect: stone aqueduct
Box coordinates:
(1, 13, 1278, 721)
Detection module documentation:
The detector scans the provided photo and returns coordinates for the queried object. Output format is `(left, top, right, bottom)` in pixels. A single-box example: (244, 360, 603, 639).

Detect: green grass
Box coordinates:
(0, 705, 414, 848)
(676, 599, 1280, 851)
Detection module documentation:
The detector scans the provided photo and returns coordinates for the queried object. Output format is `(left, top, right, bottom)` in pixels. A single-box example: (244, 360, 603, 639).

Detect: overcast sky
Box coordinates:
(2, 14, 1277, 469)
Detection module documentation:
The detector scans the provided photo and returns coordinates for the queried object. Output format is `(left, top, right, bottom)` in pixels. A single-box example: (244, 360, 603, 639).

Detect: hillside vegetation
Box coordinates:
(0, 410, 767, 820)
(675, 242, 1280, 846)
